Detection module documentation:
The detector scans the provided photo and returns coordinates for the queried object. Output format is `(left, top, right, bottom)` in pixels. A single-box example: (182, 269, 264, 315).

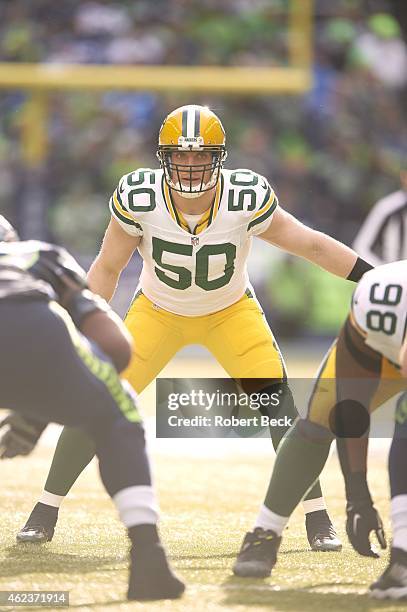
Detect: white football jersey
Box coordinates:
(352, 260, 407, 365)
(109, 168, 277, 316)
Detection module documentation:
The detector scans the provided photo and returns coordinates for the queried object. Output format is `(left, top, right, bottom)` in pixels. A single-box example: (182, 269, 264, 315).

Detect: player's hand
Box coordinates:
(55, 273, 111, 328)
(56, 271, 87, 308)
(0, 413, 47, 459)
(346, 501, 387, 557)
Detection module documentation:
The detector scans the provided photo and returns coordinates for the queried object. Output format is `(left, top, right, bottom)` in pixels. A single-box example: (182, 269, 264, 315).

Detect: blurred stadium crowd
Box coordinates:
(0, 0, 405, 335)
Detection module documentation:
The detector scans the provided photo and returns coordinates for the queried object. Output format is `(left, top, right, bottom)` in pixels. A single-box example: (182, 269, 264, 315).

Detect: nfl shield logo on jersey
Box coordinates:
(191, 236, 199, 246)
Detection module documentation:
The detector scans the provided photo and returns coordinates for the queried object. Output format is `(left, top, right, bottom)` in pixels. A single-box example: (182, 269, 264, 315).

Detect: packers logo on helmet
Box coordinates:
(157, 105, 227, 198)
(0, 215, 19, 242)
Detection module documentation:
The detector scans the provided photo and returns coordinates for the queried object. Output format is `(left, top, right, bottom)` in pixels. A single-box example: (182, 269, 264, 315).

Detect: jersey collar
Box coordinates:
(161, 174, 224, 235)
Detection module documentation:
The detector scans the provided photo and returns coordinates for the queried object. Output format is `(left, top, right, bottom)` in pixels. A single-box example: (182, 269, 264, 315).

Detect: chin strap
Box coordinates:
(174, 187, 205, 200)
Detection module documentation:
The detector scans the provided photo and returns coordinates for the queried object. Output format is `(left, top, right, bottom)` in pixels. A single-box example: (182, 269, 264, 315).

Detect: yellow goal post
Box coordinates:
(0, 0, 313, 166)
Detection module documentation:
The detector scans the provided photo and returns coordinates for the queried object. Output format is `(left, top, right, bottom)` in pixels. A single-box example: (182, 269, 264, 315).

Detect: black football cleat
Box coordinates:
(16, 502, 58, 544)
(127, 543, 185, 601)
(306, 509, 342, 552)
(370, 547, 407, 600)
(233, 527, 281, 578)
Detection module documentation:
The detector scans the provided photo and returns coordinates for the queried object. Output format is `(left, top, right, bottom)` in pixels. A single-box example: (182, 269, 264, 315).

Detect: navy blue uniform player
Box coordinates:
(0, 216, 184, 601)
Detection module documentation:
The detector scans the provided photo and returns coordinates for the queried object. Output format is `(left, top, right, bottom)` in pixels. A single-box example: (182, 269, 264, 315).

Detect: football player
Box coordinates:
(233, 261, 406, 594)
(18, 104, 372, 552)
(0, 216, 184, 601)
(370, 282, 407, 599)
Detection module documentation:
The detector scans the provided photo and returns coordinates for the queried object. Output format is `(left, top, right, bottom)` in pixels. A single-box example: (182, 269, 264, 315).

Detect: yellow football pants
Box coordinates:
(122, 292, 285, 393)
(308, 316, 405, 430)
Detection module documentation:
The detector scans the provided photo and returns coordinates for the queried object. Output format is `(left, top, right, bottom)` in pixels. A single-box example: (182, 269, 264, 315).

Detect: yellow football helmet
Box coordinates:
(157, 105, 227, 197)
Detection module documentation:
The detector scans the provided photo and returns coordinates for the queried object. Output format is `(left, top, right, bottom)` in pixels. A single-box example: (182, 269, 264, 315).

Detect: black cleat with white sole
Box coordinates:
(306, 509, 342, 552)
(16, 502, 58, 543)
(370, 547, 407, 600)
(233, 527, 281, 578)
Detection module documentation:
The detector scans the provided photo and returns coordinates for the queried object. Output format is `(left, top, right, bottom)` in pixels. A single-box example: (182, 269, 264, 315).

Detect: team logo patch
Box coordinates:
(191, 236, 199, 246)
(178, 136, 204, 149)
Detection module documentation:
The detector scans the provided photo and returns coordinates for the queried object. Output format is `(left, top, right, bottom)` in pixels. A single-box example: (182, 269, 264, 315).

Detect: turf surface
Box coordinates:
(0, 356, 401, 611)
(0, 444, 402, 612)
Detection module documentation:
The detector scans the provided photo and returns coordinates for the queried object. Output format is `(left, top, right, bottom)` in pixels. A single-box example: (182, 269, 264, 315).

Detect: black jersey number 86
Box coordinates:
(366, 283, 402, 336)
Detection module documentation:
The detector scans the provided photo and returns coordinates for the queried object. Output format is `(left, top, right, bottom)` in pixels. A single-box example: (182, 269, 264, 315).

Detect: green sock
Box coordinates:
(302, 478, 323, 502)
(268, 384, 325, 507)
(44, 426, 96, 496)
(265, 420, 332, 517)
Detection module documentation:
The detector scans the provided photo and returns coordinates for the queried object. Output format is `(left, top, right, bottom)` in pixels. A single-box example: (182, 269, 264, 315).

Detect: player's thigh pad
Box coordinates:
(122, 293, 184, 392)
(206, 295, 285, 379)
(369, 359, 405, 411)
(307, 316, 404, 432)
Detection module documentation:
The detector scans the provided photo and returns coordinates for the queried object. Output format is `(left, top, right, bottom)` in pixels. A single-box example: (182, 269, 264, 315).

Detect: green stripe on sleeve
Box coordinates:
(115, 187, 124, 207)
(247, 197, 277, 232)
(110, 198, 141, 228)
(258, 186, 271, 210)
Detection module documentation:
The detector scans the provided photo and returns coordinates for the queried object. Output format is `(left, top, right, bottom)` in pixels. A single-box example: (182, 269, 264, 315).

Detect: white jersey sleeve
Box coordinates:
(243, 172, 278, 236)
(109, 170, 156, 237)
(351, 260, 407, 366)
(221, 169, 278, 235)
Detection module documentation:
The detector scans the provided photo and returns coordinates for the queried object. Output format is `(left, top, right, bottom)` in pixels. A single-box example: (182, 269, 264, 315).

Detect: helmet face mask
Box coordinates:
(157, 105, 227, 198)
(158, 146, 226, 198)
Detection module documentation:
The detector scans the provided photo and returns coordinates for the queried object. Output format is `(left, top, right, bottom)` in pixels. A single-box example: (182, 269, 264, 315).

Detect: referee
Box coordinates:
(353, 169, 407, 265)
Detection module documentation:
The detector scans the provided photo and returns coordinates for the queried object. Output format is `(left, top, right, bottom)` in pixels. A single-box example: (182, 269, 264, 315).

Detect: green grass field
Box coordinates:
(0, 356, 403, 611)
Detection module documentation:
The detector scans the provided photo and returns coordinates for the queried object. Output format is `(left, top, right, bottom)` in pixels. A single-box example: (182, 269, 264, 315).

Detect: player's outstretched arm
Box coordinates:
(87, 217, 141, 302)
(258, 207, 372, 281)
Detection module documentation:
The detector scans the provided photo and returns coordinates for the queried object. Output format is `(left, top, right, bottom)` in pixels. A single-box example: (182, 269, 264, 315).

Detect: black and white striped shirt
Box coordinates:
(353, 190, 407, 265)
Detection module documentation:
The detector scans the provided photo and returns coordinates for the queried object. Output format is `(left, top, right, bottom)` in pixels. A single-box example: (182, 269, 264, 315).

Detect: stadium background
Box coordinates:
(0, 3, 406, 609)
(0, 0, 405, 341)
